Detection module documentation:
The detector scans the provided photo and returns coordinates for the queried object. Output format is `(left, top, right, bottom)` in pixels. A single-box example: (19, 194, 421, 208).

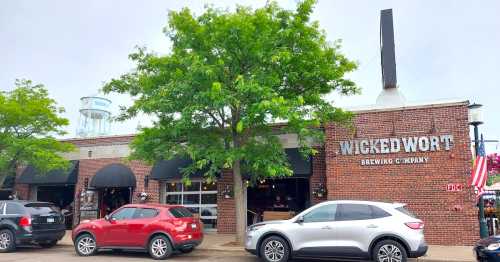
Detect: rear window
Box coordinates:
(396, 206, 416, 218)
(169, 207, 193, 218)
(24, 203, 59, 215)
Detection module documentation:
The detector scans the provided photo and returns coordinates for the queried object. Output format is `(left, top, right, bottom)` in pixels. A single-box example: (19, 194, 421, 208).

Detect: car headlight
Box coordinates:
(487, 243, 500, 251)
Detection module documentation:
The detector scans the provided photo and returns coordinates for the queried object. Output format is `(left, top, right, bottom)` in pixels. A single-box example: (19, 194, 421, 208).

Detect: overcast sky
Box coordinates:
(1, 0, 499, 152)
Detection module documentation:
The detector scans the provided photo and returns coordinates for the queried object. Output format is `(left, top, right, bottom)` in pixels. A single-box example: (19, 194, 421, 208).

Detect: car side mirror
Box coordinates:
(104, 215, 110, 221)
(296, 216, 304, 224)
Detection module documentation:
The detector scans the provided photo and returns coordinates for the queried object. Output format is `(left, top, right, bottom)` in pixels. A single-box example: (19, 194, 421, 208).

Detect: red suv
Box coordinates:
(72, 204, 203, 260)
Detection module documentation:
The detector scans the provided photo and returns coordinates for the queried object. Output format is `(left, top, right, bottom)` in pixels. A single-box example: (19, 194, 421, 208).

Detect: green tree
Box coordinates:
(103, 0, 358, 242)
(0, 79, 74, 188)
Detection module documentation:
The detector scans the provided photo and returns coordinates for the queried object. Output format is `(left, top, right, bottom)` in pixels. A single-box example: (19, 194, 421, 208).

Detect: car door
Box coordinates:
(103, 207, 136, 246)
(287, 204, 337, 257)
(127, 208, 160, 247)
(333, 204, 389, 257)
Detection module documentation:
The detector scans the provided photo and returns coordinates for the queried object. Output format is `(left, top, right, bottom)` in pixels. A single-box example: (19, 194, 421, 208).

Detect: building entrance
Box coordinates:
(247, 178, 310, 225)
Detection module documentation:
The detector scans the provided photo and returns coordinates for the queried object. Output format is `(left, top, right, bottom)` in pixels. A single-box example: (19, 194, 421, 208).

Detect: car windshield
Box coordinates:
(395, 206, 416, 218)
(24, 203, 59, 215)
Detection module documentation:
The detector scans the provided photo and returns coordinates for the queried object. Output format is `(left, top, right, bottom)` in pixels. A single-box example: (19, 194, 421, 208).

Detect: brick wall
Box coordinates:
(217, 170, 236, 233)
(310, 148, 328, 205)
(324, 102, 478, 245)
(73, 158, 159, 224)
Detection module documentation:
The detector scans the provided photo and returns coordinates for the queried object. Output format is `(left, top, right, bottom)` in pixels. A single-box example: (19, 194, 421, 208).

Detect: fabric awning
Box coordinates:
(17, 160, 79, 185)
(150, 157, 205, 180)
(150, 148, 311, 181)
(1, 175, 15, 189)
(90, 163, 136, 188)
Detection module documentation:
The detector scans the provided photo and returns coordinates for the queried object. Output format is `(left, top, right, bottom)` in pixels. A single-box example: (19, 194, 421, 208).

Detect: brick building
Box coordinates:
(12, 99, 477, 245)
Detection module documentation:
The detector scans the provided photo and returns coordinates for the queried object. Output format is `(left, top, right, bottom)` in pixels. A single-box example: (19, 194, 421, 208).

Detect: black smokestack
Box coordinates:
(380, 9, 397, 90)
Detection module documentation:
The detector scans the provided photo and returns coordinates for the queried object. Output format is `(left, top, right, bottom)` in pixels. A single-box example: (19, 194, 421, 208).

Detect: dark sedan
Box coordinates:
(475, 236, 500, 262)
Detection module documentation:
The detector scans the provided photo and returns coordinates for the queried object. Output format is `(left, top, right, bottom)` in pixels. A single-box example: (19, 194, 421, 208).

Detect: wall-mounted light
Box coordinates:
(312, 183, 327, 198)
(221, 185, 233, 199)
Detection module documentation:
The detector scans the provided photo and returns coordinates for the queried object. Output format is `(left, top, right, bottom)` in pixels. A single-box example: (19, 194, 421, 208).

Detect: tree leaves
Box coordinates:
(0, 79, 74, 185)
(103, 0, 359, 182)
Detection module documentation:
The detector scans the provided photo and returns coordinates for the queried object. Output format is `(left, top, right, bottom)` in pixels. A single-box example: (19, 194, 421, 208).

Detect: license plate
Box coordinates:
(47, 217, 55, 223)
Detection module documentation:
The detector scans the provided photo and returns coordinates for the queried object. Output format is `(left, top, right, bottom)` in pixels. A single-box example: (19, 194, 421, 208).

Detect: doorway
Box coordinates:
(98, 187, 131, 218)
(37, 185, 75, 228)
(247, 178, 310, 225)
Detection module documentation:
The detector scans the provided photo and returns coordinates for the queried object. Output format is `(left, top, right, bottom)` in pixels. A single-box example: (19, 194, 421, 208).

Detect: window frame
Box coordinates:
(111, 207, 137, 221)
(336, 203, 384, 221)
(164, 180, 218, 229)
(133, 208, 159, 219)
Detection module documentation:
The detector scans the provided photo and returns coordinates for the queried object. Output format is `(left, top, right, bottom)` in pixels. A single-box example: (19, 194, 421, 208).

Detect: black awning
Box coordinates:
(150, 157, 204, 180)
(151, 148, 311, 181)
(1, 175, 15, 189)
(90, 163, 136, 188)
(285, 148, 312, 177)
(17, 160, 79, 185)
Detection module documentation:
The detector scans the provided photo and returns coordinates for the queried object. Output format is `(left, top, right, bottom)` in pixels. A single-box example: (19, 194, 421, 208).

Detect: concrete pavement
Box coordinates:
(58, 231, 476, 262)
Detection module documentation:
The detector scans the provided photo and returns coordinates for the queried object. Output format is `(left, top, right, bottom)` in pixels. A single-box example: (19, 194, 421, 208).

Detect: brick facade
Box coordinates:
(324, 102, 477, 245)
(12, 101, 478, 245)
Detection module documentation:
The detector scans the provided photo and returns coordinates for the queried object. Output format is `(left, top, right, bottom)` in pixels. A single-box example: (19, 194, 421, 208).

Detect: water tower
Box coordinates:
(76, 95, 112, 137)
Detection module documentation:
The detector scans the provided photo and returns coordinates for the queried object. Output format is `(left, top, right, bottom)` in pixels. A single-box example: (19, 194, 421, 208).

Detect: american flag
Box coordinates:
(471, 136, 488, 193)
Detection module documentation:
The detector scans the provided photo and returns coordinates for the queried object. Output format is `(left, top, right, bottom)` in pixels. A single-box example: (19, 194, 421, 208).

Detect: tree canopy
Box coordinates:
(103, 0, 359, 241)
(0, 79, 74, 187)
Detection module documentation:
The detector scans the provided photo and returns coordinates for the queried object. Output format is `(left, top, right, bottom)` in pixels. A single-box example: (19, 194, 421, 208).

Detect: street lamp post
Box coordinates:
(468, 103, 488, 238)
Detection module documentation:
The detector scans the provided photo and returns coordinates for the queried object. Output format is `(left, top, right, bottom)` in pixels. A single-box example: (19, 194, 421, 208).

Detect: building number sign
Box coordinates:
(446, 183, 464, 192)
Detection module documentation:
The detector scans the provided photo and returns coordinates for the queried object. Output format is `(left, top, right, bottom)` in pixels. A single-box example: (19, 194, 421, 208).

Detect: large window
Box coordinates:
(165, 181, 217, 230)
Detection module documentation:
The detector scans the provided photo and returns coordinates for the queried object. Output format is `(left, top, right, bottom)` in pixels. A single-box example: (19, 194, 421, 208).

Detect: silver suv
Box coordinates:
(245, 200, 427, 262)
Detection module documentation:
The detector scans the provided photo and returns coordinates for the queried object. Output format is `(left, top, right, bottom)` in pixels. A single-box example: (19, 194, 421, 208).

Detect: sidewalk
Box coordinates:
(61, 231, 475, 261)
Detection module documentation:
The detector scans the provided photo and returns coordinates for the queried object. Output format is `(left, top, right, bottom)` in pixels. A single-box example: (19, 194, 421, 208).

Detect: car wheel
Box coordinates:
(259, 236, 290, 262)
(40, 240, 58, 248)
(0, 229, 15, 253)
(373, 239, 408, 262)
(148, 235, 173, 260)
(179, 247, 194, 253)
(75, 234, 97, 256)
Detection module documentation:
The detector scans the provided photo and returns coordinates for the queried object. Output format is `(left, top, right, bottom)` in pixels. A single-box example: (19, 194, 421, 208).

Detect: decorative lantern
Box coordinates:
(313, 183, 327, 198)
(221, 185, 233, 199)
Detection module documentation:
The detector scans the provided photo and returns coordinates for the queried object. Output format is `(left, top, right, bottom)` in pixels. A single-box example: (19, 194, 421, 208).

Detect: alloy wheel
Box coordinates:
(0, 232, 10, 250)
(77, 236, 96, 255)
(378, 244, 403, 262)
(264, 240, 285, 262)
(151, 238, 168, 258)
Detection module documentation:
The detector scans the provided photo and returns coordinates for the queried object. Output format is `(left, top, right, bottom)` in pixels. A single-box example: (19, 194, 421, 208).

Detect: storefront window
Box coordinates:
(164, 180, 218, 231)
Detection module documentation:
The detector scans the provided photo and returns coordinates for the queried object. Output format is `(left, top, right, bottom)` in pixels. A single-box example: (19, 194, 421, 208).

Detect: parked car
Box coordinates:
(72, 203, 203, 260)
(245, 200, 428, 262)
(474, 235, 500, 261)
(0, 200, 66, 252)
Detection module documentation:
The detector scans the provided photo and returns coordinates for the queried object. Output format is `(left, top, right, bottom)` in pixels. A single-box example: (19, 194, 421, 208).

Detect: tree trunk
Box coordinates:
(233, 159, 247, 244)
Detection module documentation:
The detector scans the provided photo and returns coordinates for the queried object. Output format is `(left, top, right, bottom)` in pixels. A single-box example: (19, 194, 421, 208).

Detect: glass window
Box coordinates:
(200, 207, 217, 217)
(201, 218, 217, 229)
(6, 203, 25, 215)
(371, 206, 391, 219)
(134, 208, 158, 219)
(166, 182, 182, 192)
(166, 194, 182, 205)
(169, 207, 193, 218)
(202, 182, 217, 191)
(396, 206, 416, 218)
(186, 207, 199, 215)
(336, 204, 372, 221)
(112, 207, 136, 220)
(184, 182, 200, 192)
(183, 194, 200, 205)
(201, 194, 217, 204)
(24, 203, 59, 215)
(303, 204, 336, 223)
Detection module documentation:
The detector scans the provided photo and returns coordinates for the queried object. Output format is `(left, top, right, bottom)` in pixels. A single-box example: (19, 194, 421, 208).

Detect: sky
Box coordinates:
(1, 0, 499, 152)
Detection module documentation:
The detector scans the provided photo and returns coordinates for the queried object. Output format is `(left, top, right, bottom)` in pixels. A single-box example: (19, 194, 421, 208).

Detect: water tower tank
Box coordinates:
(77, 96, 112, 137)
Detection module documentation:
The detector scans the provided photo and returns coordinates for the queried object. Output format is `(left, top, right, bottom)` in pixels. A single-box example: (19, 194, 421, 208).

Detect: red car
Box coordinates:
(72, 204, 203, 260)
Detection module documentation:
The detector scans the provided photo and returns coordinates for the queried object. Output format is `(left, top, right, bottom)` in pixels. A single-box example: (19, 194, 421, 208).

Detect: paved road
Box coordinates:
(2, 245, 423, 262)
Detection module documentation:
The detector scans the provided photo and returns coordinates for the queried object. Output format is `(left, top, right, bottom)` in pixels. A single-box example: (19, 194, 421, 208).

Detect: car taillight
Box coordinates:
(19, 216, 32, 227)
(405, 222, 424, 230)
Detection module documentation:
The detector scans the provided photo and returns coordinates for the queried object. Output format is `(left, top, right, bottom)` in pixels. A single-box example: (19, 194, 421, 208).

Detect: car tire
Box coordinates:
(259, 236, 290, 262)
(148, 235, 173, 260)
(373, 239, 408, 262)
(0, 229, 15, 253)
(75, 234, 97, 256)
(180, 247, 194, 253)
